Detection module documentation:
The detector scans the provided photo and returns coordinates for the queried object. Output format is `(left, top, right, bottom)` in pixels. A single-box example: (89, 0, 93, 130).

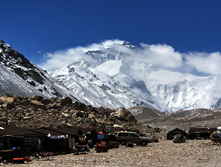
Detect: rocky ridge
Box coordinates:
(0, 96, 139, 130)
(0, 40, 79, 101)
(133, 105, 221, 132)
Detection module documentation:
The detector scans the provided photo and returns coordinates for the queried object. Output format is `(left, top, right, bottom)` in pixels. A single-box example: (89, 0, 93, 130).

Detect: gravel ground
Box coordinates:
(4, 140, 221, 167)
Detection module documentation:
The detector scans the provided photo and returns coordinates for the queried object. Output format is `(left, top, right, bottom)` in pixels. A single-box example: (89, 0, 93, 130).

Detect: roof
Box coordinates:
(0, 124, 37, 136)
(189, 127, 216, 132)
(39, 127, 68, 134)
(59, 127, 82, 136)
(167, 128, 188, 135)
(27, 128, 64, 136)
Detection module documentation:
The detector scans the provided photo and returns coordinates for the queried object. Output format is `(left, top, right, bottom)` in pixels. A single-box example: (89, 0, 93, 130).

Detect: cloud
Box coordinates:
(39, 39, 221, 76)
(39, 39, 123, 70)
(185, 52, 221, 75)
(139, 43, 183, 68)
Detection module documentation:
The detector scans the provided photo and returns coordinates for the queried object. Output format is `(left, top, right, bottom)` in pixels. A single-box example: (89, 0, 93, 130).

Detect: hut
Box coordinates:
(188, 127, 216, 140)
(27, 128, 68, 153)
(167, 128, 189, 140)
(0, 124, 39, 161)
(0, 124, 38, 150)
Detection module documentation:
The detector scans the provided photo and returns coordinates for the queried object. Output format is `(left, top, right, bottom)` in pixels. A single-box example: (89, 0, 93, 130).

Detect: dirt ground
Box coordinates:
(5, 139, 221, 167)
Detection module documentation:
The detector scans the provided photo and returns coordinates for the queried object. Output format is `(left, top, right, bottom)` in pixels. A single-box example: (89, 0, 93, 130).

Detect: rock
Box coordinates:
(88, 114, 95, 119)
(48, 103, 62, 109)
(41, 99, 53, 105)
(113, 124, 122, 128)
(31, 95, 44, 101)
(95, 118, 103, 124)
(23, 116, 31, 120)
(62, 112, 71, 118)
(70, 109, 78, 114)
(0, 97, 14, 103)
(173, 134, 186, 143)
(19, 99, 30, 106)
(30, 100, 47, 110)
(76, 111, 85, 117)
(115, 108, 136, 122)
(60, 97, 72, 106)
(3, 102, 15, 109)
(0, 95, 139, 130)
(77, 103, 87, 111)
(66, 123, 73, 127)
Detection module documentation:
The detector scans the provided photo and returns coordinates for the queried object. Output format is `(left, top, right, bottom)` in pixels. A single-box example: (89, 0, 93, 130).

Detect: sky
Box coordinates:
(1, 0, 221, 76)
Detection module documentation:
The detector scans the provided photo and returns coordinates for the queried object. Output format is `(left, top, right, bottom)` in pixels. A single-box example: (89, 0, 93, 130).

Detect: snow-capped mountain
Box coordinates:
(52, 59, 159, 109)
(50, 41, 221, 113)
(0, 40, 78, 100)
(2, 39, 221, 114)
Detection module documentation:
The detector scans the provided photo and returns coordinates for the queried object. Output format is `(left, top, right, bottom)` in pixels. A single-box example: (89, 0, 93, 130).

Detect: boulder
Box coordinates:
(173, 134, 186, 143)
(48, 103, 62, 109)
(3, 102, 15, 109)
(41, 99, 53, 105)
(88, 114, 95, 119)
(60, 97, 72, 106)
(115, 108, 136, 122)
(19, 100, 30, 106)
(31, 95, 44, 101)
(61, 112, 71, 118)
(76, 111, 85, 117)
(77, 103, 87, 111)
(30, 100, 47, 110)
(0, 97, 14, 103)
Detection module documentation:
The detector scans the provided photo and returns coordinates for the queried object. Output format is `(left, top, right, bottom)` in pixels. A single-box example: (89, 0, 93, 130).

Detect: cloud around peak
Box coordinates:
(39, 39, 221, 76)
(185, 52, 221, 75)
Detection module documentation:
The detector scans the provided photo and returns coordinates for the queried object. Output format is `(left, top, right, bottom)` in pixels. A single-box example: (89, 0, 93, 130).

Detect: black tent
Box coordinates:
(167, 128, 189, 140)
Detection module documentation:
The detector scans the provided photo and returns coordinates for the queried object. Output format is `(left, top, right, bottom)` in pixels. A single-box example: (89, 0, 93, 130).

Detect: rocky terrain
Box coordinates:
(132, 106, 221, 132)
(0, 95, 141, 130)
(4, 140, 221, 166)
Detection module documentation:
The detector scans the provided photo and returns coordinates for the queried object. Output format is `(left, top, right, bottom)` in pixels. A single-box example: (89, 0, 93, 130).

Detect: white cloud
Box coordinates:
(39, 39, 221, 76)
(139, 43, 183, 68)
(185, 52, 221, 75)
(39, 39, 123, 70)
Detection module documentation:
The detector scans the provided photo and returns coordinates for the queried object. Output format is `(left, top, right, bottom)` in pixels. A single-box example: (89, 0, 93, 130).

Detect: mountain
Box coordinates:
(2, 39, 221, 114)
(0, 40, 78, 100)
(51, 42, 162, 110)
(137, 107, 221, 131)
(51, 59, 159, 109)
(50, 41, 221, 113)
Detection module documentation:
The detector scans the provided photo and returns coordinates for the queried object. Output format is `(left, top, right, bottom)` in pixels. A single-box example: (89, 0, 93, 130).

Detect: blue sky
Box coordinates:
(1, 0, 221, 75)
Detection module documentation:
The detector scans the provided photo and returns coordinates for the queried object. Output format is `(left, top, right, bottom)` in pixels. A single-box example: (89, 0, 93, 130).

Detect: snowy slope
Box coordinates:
(0, 63, 44, 97)
(134, 64, 221, 112)
(50, 41, 221, 113)
(52, 59, 159, 109)
(0, 40, 78, 100)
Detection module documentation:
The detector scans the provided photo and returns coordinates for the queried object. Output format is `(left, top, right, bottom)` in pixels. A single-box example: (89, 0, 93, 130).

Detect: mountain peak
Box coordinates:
(0, 40, 5, 44)
(121, 41, 135, 48)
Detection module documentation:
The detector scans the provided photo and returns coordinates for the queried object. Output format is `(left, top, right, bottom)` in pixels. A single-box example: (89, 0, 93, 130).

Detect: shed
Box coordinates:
(167, 128, 189, 140)
(27, 128, 68, 152)
(188, 127, 216, 139)
(0, 124, 39, 150)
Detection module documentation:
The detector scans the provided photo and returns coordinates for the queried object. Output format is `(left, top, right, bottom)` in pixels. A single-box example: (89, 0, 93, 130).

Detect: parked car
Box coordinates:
(115, 131, 150, 146)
